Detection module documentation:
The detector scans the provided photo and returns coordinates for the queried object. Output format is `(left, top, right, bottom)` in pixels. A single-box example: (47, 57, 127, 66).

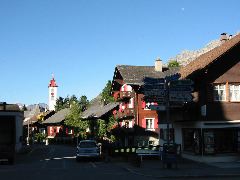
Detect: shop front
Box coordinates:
(182, 127, 240, 155)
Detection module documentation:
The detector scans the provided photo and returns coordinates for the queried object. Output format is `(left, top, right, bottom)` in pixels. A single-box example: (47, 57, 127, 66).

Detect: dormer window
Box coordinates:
(214, 84, 226, 101)
(230, 84, 240, 101)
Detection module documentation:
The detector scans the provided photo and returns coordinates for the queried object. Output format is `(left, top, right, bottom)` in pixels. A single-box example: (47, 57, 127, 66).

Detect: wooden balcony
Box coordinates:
(120, 91, 133, 99)
(114, 108, 135, 120)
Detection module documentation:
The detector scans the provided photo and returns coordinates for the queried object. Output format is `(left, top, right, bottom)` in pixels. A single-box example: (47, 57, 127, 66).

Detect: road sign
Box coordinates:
(170, 79, 194, 86)
(169, 92, 192, 102)
(144, 77, 165, 84)
(165, 73, 181, 82)
(143, 96, 165, 102)
(169, 86, 193, 92)
(143, 84, 165, 90)
(149, 105, 166, 111)
(144, 90, 165, 97)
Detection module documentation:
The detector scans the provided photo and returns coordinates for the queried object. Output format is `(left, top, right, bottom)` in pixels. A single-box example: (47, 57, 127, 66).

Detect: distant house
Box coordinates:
(43, 97, 118, 139)
(43, 108, 71, 138)
(174, 33, 240, 156)
(111, 59, 179, 146)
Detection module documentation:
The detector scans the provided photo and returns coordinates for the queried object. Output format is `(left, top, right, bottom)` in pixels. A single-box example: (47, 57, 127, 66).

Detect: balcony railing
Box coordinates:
(114, 108, 134, 120)
(120, 91, 133, 99)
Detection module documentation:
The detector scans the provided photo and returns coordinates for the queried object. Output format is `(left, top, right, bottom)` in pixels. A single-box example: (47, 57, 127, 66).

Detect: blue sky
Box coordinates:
(0, 0, 240, 105)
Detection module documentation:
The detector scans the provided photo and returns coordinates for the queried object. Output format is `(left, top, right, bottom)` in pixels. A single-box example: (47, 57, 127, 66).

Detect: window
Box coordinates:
(230, 84, 240, 101)
(145, 118, 154, 129)
(214, 84, 226, 101)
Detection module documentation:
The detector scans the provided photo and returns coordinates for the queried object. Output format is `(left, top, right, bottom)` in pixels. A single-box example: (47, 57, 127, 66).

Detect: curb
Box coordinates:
(124, 167, 240, 179)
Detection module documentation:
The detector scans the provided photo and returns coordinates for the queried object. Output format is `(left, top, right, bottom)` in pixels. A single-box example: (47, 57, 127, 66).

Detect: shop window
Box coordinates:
(214, 84, 226, 101)
(230, 84, 240, 101)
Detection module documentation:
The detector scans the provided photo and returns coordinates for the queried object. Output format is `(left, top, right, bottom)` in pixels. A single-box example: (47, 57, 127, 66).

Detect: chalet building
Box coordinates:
(111, 59, 179, 146)
(173, 33, 240, 157)
(43, 108, 72, 138)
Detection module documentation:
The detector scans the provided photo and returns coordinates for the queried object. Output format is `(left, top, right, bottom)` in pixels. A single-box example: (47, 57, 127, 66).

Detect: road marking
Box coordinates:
(41, 146, 55, 169)
(89, 162, 97, 168)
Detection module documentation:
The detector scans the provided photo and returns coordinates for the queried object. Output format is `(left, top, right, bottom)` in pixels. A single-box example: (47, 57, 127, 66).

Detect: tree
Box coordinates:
(101, 80, 114, 105)
(79, 95, 89, 112)
(55, 95, 79, 112)
(55, 96, 65, 112)
(168, 60, 180, 67)
(64, 102, 88, 138)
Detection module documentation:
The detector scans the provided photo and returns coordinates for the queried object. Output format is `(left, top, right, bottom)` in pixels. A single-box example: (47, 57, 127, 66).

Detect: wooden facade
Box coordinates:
(175, 33, 240, 155)
(111, 64, 178, 146)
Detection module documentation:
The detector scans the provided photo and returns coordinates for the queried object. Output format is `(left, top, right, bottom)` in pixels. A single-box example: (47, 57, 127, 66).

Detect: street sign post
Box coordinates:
(149, 105, 166, 111)
(143, 74, 194, 146)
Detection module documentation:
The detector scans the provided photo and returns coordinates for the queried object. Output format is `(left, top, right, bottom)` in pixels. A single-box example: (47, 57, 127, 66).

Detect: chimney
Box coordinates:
(155, 57, 162, 72)
(220, 33, 229, 43)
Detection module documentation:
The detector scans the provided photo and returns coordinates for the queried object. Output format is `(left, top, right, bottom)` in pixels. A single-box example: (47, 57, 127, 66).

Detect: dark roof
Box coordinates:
(82, 102, 119, 119)
(81, 95, 119, 119)
(116, 65, 179, 85)
(43, 108, 70, 124)
(180, 33, 240, 79)
(0, 103, 21, 112)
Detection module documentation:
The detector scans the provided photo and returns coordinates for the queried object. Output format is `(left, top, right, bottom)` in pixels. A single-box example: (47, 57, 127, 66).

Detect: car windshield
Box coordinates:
(79, 141, 97, 148)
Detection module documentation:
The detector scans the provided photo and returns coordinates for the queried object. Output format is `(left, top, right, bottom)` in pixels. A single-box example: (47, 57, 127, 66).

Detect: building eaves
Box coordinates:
(179, 33, 240, 79)
(43, 108, 70, 124)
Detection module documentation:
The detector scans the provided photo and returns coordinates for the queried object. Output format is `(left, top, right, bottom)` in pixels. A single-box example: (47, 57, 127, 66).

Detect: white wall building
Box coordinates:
(48, 75, 58, 111)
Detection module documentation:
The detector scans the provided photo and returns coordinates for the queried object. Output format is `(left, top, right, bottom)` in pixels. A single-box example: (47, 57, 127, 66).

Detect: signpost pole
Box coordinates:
(165, 80, 170, 145)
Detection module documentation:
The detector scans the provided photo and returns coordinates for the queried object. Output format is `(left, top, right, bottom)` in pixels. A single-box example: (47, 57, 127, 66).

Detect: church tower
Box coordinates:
(48, 75, 58, 111)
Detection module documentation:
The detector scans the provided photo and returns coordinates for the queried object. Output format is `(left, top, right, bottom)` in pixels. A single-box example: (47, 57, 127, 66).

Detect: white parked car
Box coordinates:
(76, 140, 101, 161)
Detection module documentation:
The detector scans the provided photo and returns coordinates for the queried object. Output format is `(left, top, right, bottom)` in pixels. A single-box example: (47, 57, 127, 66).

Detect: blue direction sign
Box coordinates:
(169, 92, 193, 102)
(170, 79, 193, 86)
(144, 89, 165, 97)
(144, 77, 166, 102)
(143, 84, 165, 90)
(144, 77, 165, 84)
(169, 79, 194, 102)
(149, 105, 166, 111)
(170, 87, 193, 92)
(165, 73, 181, 82)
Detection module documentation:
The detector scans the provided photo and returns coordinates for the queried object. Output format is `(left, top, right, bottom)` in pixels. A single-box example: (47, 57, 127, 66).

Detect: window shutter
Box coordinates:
(142, 119, 146, 128)
(142, 101, 146, 109)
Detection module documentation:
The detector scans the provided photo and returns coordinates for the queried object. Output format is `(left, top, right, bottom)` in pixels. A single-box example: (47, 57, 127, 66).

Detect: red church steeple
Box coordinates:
(48, 74, 58, 87)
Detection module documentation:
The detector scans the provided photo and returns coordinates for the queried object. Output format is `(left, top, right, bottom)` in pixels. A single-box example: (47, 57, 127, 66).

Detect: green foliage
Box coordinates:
(107, 116, 116, 132)
(168, 60, 180, 67)
(79, 95, 89, 111)
(55, 95, 80, 112)
(55, 96, 66, 112)
(34, 133, 46, 142)
(96, 119, 107, 138)
(64, 102, 88, 137)
(101, 80, 115, 105)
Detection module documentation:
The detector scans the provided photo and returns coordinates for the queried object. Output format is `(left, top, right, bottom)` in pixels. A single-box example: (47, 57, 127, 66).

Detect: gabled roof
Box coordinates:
(82, 102, 119, 119)
(0, 103, 20, 112)
(179, 33, 240, 79)
(116, 65, 179, 85)
(81, 95, 119, 119)
(43, 108, 70, 124)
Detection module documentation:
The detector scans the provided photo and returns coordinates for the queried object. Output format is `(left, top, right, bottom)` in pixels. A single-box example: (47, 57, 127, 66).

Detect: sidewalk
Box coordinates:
(114, 157, 240, 178)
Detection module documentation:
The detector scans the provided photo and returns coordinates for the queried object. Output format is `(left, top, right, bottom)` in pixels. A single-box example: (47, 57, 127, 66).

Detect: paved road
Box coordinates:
(0, 145, 153, 180)
(1, 145, 239, 180)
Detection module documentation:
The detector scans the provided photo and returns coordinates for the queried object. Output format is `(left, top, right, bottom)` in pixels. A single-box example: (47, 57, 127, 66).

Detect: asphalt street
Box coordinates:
(1, 145, 240, 180)
(0, 145, 153, 180)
